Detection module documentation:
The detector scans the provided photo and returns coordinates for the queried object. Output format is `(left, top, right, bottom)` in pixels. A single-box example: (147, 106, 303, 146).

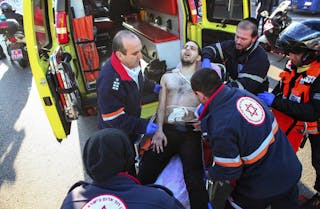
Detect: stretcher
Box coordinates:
(272, 109, 304, 152)
(47, 47, 80, 122)
(72, 16, 100, 90)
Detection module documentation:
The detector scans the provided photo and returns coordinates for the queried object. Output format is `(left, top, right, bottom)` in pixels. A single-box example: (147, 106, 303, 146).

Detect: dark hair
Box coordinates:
(238, 19, 258, 38)
(112, 30, 139, 54)
(83, 128, 134, 182)
(191, 68, 223, 97)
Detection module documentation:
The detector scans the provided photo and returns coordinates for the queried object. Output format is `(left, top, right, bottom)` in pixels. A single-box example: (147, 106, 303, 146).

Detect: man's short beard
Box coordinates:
(181, 60, 193, 66)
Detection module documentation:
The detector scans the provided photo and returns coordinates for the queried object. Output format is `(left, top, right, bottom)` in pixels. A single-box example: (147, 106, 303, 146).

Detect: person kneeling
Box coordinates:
(60, 128, 185, 209)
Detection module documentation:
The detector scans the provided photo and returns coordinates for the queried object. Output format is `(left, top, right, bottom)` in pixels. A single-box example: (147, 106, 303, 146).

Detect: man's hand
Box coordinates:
(257, 91, 275, 106)
(146, 122, 159, 135)
(192, 121, 201, 132)
(201, 58, 212, 69)
(151, 129, 168, 154)
(153, 84, 162, 94)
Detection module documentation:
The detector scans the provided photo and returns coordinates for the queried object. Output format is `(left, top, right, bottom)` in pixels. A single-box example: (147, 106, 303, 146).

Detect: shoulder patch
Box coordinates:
(82, 194, 128, 209)
(236, 96, 265, 126)
(112, 78, 120, 91)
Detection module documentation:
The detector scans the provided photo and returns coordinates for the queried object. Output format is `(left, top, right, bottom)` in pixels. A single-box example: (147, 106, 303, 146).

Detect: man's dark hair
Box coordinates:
(112, 30, 139, 54)
(83, 128, 134, 182)
(191, 68, 223, 97)
(238, 19, 258, 38)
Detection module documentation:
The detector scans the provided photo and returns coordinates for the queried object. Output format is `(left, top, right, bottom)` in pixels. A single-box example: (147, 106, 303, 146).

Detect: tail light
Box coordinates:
(55, 11, 69, 44)
(9, 37, 17, 43)
(0, 21, 8, 29)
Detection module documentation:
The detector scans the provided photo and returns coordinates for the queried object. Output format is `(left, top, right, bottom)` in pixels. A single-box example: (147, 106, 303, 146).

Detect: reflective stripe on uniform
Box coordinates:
(102, 107, 125, 121)
(214, 155, 242, 167)
(313, 93, 320, 101)
(214, 119, 278, 167)
(215, 42, 224, 61)
(242, 120, 278, 165)
(238, 73, 266, 83)
(235, 80, 244, 90)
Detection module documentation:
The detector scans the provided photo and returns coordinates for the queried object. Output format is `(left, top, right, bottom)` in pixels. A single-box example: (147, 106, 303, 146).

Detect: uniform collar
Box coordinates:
(110, 52, 132, 81)
(297, 63, 311, 73)
(199, 84, 225, 120)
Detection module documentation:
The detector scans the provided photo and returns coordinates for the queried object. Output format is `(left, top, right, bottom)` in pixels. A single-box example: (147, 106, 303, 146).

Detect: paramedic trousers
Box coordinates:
(224, 184, 299, 209)
(310, 134, 320, 192)
(138, 124, 209, 209)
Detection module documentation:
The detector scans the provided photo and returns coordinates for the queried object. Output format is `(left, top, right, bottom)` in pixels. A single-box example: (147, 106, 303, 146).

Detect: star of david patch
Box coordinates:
(236, 96, 265, 125)
(82, 194, 127, 209)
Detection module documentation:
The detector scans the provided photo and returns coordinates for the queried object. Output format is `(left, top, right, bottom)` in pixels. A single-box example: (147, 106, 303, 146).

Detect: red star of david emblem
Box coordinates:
(245, 103, 258, 117)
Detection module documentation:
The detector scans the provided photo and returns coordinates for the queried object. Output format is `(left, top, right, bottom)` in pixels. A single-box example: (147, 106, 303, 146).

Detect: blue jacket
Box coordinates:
(60, 174, 185, 209)
(199, 85, 302, 199)
(202, 40, 270, 95)
(97, 53, 154, 138)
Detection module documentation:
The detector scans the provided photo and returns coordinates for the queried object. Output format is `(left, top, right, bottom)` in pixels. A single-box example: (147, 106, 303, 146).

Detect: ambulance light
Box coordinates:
(55, 11, 68, 44)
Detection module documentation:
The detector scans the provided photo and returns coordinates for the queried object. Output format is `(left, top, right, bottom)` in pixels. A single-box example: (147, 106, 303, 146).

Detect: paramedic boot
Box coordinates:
(300, 193, 320, 209)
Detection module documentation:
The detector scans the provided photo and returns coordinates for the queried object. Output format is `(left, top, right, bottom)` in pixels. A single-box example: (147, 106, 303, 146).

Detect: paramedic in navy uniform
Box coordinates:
(201, 19, 270, 95)
(191, 69, 302, 209)
(97, 30, 160, 142)
(60, 128, 185, 209)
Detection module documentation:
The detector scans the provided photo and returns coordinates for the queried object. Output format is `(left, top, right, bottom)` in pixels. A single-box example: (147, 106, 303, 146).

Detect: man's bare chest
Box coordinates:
(166, 73, 192, 94)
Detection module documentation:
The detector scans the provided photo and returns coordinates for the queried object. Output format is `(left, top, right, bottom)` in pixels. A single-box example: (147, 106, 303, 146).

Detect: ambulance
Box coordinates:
(23, 0, 251, 141)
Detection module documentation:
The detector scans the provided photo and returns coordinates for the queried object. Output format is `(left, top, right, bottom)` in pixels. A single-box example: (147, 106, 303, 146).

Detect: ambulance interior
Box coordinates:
(31, 0, 245, 134)
(71, 0, 181, 89)
(36, 0, 245, 93)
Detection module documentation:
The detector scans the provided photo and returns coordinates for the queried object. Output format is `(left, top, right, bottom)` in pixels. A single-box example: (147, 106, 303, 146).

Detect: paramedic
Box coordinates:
(191, 68, 302, 209)
(257, 20, 320, 209)
(201, 19, 270, 95)
(138, 41, 210, 209)
(97, 30, 159, 142)
(60, 128, 185, 209)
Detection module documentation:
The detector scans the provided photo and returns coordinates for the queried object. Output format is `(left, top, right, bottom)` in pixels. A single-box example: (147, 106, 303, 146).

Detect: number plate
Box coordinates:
(11, 49, 23, 61)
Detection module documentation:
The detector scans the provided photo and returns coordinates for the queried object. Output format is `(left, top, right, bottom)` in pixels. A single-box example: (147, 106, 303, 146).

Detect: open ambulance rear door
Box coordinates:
(186, 0, 251, 48)
(24, 0, 159, 141)
(24, 0, 101, 141)
(24, 0, 74, 141)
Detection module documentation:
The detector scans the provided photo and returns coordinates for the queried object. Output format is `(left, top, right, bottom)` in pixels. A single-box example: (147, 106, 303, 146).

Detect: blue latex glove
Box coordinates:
(153, 84, 162, 94)
(146, 122, 159, 135)
(201, 58, 212, 69)
(257, 91, 275, 106)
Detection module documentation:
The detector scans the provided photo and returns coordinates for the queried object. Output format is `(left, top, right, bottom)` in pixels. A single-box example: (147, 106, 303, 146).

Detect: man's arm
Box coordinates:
(207, 121, 243, 181)
(97, 72, 148, 134)
(231, 47, 270, 94)
(272, 76, 320, 122)
(202, 40, 233, 64)
(152, 75, 168, 153)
